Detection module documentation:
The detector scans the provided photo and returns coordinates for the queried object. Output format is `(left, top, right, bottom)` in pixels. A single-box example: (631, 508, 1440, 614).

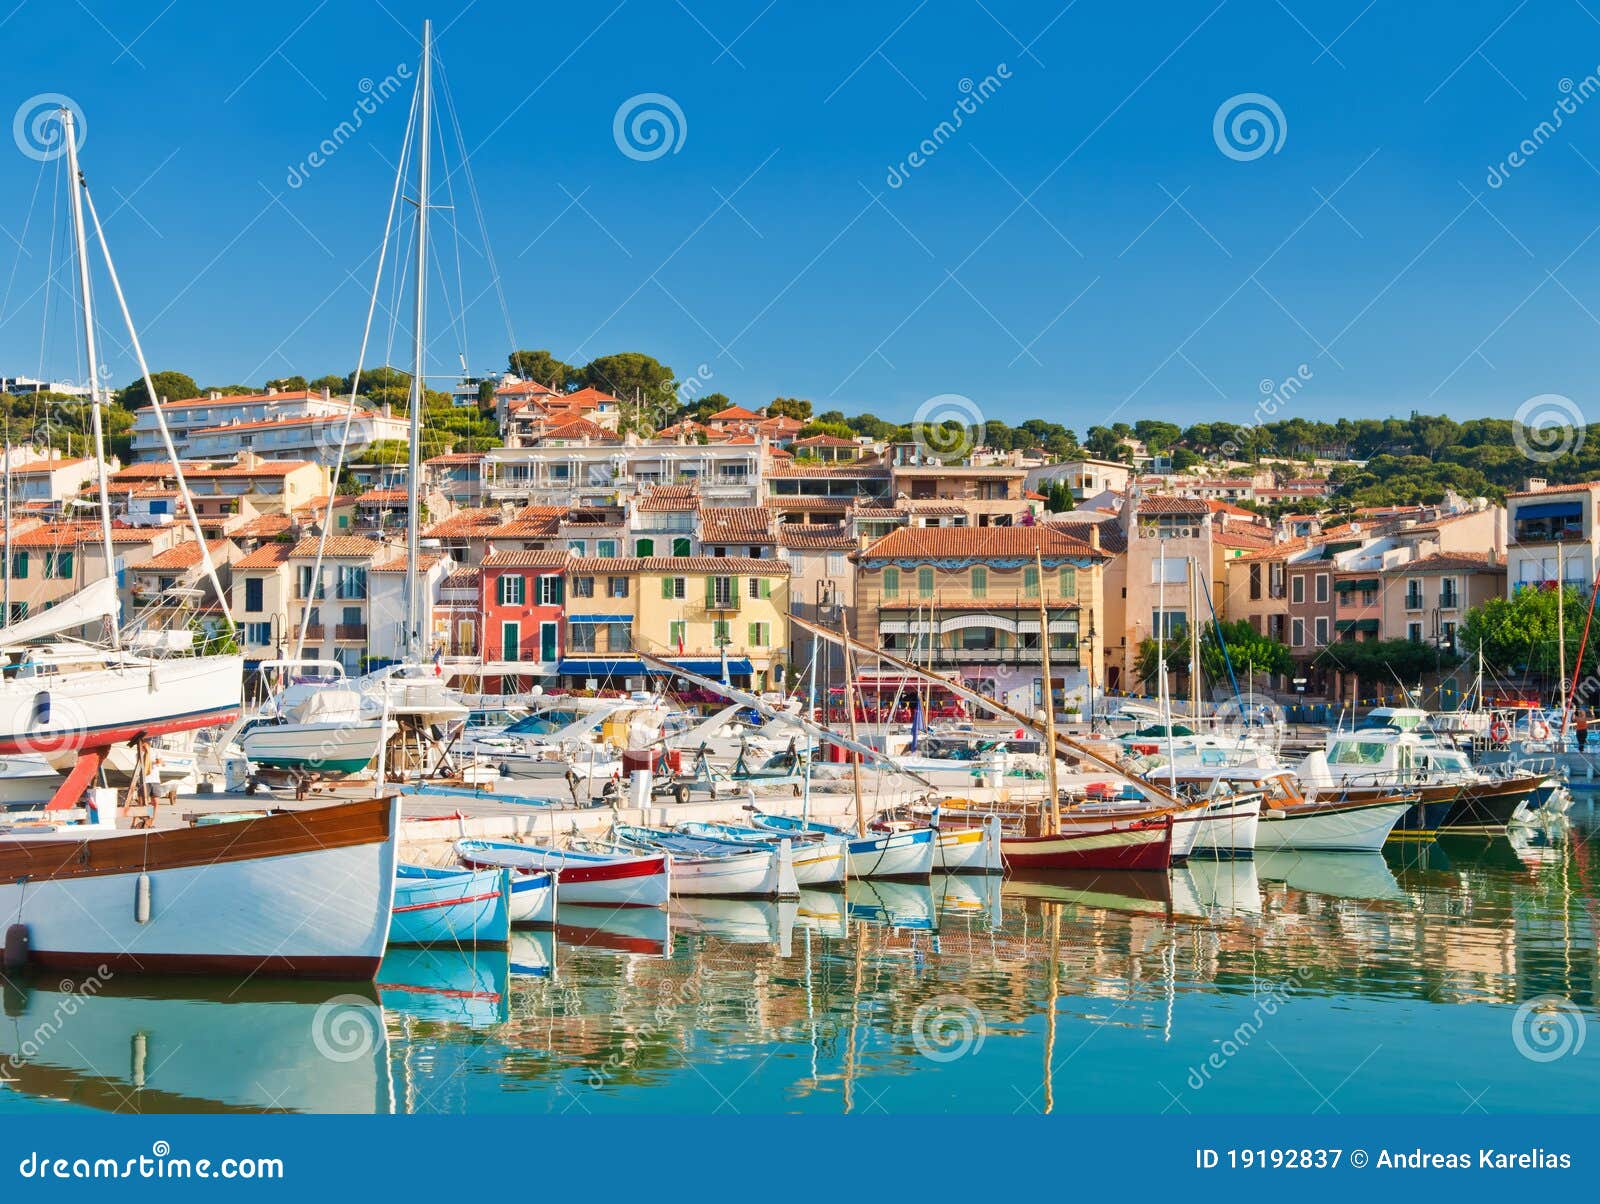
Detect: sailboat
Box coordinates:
(0, 106, 244, 810)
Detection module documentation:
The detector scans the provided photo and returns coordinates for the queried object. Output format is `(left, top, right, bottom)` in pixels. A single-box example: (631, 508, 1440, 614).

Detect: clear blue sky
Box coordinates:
(1, 0, 1594, 430)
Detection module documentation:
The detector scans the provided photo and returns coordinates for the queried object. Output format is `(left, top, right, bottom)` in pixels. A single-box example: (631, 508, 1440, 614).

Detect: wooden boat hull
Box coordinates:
(1256, 797, 1410, 853)
(456, 839, 669, 908)
(1001, 817, 1173, 872)
(507, 870, 556, 926)
(1441, 776, 1539, 834)
(933, 821, 1003, 874)
(0, 797, 399, 978)
(389, 865, 511, 947)
(846, 827, 936, 880)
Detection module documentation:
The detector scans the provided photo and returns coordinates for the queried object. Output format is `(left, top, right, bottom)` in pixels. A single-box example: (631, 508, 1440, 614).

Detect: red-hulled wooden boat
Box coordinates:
(999, 814, 1173, 872)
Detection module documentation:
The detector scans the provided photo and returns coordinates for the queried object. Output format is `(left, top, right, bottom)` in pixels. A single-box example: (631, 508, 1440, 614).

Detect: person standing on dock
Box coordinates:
(1577, 712, 1589, 753)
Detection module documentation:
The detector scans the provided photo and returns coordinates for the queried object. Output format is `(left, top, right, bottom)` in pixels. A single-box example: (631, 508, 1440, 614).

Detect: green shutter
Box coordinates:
(759, 578, 772, 599)
(636, 537, 654, 556)
(706, 576, 716, 606)
(662, 576, 674, 599)
(882, 566, 898, 598)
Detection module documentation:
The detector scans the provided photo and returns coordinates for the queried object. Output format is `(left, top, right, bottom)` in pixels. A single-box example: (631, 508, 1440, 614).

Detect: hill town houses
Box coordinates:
(0, 377, 1529, 708)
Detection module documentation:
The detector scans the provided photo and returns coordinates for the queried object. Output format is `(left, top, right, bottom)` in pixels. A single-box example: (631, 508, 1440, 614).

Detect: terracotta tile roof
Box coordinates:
(490, 513, 562, 539)
(1207, 499, 1258, 518)
(708, 405, 763, 422)
(8, 522, 103, 547)
(423, 508, 504, 538)
(861, 525, 1100, 561)
(1050, 520, 1128, 554)
(130, 539, 229, 571)
(757, 414, 804, 433)
(791, 434, 857, 448)
(766, 462, 889, 478)
(637, 484, 700, 512)
(425, 452, 486, 465)
(1213, 528, 1276, 549)
(108, 462, 213, 482)
(557, 386, 620, 409)
(189, 461, 318, 479)
(898, 501, 968, 517)
(1234, 536, 1313, 562)
(8, 457, 91, 474)
(481, 550, 571, 569)
(188, 413, 378, 437)
(372, 553, 446, 574)
(1506, 480, 1600, 498)
(655, 420, 708, 438)
(235, 542, 295, 569)
(230, 513, 294, 540)
(572, 556, 789, 575)
(442, 568, 482, 589)
(1136, 495, 1210, 516)
(539, 416, 617, 442)
(1385, 552, 1500, 573)
(356, 488, 408, 504)
(161, 389, 328, 410)
(286, 536, 385, 560)
(699, 506, 775, 543)
(778, 524, 856, 550)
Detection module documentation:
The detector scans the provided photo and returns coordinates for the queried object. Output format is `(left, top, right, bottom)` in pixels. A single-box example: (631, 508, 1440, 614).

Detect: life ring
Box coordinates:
(1490, 719, 1511, 743)
(1529, 719, 1550, 741)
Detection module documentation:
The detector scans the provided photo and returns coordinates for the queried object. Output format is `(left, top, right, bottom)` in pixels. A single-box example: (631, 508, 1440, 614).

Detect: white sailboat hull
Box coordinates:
(1255, 799, 1410, 852)
(240, 719, 393, 775)
(1184, 795, 1262, 859)
(932, 819, 1004, 873)
(847, 827, 936, 879)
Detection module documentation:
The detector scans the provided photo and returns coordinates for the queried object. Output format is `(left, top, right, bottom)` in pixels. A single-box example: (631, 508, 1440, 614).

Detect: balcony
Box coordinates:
(1404, 593, 1423, 611)
(302, 625, 326, 640)
(336, 623, 368, 641)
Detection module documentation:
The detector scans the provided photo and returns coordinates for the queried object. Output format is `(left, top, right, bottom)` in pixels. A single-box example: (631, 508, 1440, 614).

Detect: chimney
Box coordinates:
(1088, 523, 1101, 552)
(1526, 476, 1548, 492)
(209, 390, 222, 401)
(322, 387, 331, 401)
(266, 386, 277, 396)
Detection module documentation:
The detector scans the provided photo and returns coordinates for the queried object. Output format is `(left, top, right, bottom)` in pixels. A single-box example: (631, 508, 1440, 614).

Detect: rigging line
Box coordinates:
(1, 149, 53, 327)
(293, 75, 420, 665)
(436, 56, 518, 357)
(35, 153, 66, 391)
(429, 72, 471, 375)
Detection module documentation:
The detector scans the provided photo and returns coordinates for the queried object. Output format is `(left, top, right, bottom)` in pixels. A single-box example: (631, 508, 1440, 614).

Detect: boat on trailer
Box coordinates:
(455, 838, 669, 908)
(389, 864, 512, 947)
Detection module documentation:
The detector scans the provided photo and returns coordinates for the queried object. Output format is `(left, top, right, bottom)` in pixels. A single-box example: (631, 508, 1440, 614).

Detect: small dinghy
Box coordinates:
(610, 824, 795, 898)
(456, 839, 669, 908)
(751, 813, 935, 880)
(390, 865, 511, 948)
(678, 820, 847, 886)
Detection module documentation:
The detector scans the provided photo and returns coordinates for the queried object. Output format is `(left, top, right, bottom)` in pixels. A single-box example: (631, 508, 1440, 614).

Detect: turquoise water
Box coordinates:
(3, 807, 1595, 1115)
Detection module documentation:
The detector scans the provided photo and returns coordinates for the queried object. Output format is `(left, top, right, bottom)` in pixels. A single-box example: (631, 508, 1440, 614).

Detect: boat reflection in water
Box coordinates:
(845, 879, 936, 931)
(0, 975, 392, 1114)
(377, 949, 510, 1027)
(1256, 849, 1405, 901)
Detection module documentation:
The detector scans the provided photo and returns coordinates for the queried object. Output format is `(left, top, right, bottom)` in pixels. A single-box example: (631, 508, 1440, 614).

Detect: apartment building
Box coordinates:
(1504, 479, 1597, 594)
(853, 525, 1106, 715)
(1025, 457, 1132, 505)
(764, 461, 891, 521)
(478, 550, 569, 688)
(483, 441, 763, 508)
(778, 521, 856, 675)
(889, 463, 1033, 526)
(130, 388, 349, 460)
(4, 454, 105, 511)
(184, 410, 410, 466)
(1382, 552, 1504, 654)
(4, 523, 176, 623)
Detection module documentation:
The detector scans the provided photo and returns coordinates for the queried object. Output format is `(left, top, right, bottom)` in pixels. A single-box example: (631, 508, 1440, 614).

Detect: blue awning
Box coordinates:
(1517, 501, 1582, 520)
(557, 659, 645, 676)
(566, 614, 633, 623)
(649, 658, 755, 677)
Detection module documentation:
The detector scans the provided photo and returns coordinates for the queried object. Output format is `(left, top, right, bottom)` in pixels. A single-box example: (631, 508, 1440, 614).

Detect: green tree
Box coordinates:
(579, 352, 676, 410)
(508, 350, 578, 388)
(117, 370, 199, 409)
(768, 397, 812, 420)
(1460, 587, 1592, 680)
(263, 375, 308, 392)
(309, 374, 347, 395)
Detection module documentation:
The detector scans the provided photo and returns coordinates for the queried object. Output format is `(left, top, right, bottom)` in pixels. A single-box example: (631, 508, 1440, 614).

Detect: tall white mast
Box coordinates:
(405, 19, 432, 662)
(62, 108, 119, 649)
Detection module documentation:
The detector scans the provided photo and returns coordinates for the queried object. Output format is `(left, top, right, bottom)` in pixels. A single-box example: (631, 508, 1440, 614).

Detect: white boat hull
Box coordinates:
(1184, 795, 1262, 859)
(1255, 799, 1410, 852)
(240, 719, 393, 776)
(933, 818, 1003, 873)
(669, 849, 785, 897)
(847, 827, 936, 879)
(507, 871, 556, 925)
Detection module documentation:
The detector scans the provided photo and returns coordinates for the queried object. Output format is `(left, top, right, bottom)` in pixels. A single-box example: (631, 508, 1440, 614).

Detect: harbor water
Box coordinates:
(2, 806, 1594, 1115)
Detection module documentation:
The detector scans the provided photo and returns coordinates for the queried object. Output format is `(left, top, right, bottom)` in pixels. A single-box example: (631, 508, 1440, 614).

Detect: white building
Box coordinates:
(130, 388, 354, 461)
(482, 440, 764, 508)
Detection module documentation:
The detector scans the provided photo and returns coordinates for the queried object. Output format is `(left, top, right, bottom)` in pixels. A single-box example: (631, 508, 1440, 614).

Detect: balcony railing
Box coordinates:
(302, 625, 326, 640)
(335, 624, 368, 641)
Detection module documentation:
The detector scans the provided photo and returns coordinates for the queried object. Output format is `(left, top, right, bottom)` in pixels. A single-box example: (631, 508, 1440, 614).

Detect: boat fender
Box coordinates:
(3, 923, 29, 971)
(134, 872, 152, 924)
(30, 691, 49, 726)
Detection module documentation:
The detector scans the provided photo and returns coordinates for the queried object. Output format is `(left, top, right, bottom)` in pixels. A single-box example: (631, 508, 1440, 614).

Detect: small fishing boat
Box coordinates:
(1000, 814, 1174, 872)
(506, 869, 556, 926)
(610, 824, 795, 898)
(866, 807, 1004, 874)
(389, 864, 511, 948)
(456, 838, 669, 908)
(1165, 766, 1409, 853)
(678, 820, 848, 886)
(751, 812, 936, 879)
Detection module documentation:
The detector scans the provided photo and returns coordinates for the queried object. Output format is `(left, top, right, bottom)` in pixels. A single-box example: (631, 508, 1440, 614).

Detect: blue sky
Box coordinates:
(1, 0, 1596, 430)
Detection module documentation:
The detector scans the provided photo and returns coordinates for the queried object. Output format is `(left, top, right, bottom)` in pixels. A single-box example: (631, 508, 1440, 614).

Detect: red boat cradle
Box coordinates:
(43, 750, 102, 812)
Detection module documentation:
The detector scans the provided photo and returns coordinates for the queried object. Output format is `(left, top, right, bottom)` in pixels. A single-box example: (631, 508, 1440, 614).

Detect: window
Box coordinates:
(1023, 566, 1039, 598)
(1314, 617, 1329, 646)
(244, 577, 264, 613)
(661, 576, 687, 600)
(1405, 579, 1423, 610)
(748, 621, 770, 646)
(711, 576, 735, 608)
(1314, 574, 1329, 603)
(971, 567, 988, 598)
(635, 537, 655, 557)
(540, 621, 558, 662)
(7, 601, 26, 623)
(918, 567, 934, 599)
(1269, 563, 1285, 598)
(1440, 577, 1459, 609)
(608, 576, 630, 598)
(597, 540, 617, 558)
(9, 552, 26, 579)
(498, 574, 525, 606)
(501, 621, 521, 662)
(569, 624, 597, 652)
(572, 576, 595, 598)
(1249, 564, 1262, 600)
(883, 566, 900, 599)
(1408, 622, 1423, 643)
(245, 622, 272, 645)
(1150, 558, 1187, 584)
(713, 619, 731, 645)
(1442, 621, 1457, 652)
(297, 566, 324, 599)
(1058, 567, 1075, 597)
(669, 619, 687, 648)
(337, 565, 367, 599)
(538, 575, 564, 606)
(747, 577, 771, 600)
(1151, 610, 1187, 638)
(1291, 618, 1305, 647)
(605, 622, 632, 651)
(672, 537, 691, 556)
(567, 540, 587, 557)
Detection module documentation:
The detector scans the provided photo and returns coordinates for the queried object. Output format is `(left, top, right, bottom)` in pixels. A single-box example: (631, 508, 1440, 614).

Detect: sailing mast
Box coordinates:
(1188, 555, 1200, 721)
(841, 633, 867, 836)
(62, 108, 118, 649)
(1557, 541, 1566, 715)
(405, 19, 432, 663)
(1034, 547, 1059, 835)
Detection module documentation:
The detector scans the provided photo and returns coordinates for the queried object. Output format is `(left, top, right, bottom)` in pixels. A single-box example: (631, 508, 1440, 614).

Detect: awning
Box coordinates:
(1335, 618, 1380, 633)
(648, 658, 754, 677)
(566, 614, 632, 623)
(1516, 501, 1582, 520)
(1334, 578, 1379, 592)
(557, 659, 645, 676)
